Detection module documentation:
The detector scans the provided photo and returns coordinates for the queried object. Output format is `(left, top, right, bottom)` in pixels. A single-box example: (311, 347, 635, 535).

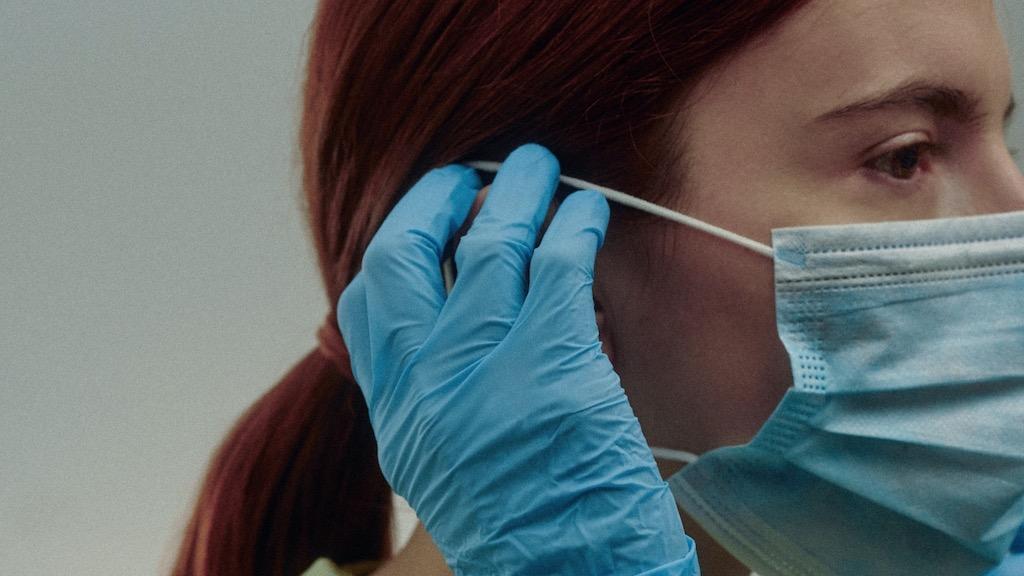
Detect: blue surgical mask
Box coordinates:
(465, 161, 1024, 576)
(664, 209, 1024, 576)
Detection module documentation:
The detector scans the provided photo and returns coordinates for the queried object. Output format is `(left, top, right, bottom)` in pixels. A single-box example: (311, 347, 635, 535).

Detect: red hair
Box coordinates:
(170, 1, 811, 574)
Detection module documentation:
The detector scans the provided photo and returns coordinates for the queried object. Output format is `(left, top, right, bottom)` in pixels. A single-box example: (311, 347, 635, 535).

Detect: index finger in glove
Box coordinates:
(361, 164, 481, 373)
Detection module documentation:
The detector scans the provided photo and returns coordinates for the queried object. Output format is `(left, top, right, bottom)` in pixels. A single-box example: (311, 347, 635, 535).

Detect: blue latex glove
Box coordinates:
(338, 143, 699, 575)
(986, 526, 1024, 575)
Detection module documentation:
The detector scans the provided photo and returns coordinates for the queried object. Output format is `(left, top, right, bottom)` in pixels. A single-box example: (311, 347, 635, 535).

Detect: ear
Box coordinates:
(594, 296, 616, 366)
(448, 184, 490, 262)
(458, 184, 490, 237)
(591, 237, 619, 367)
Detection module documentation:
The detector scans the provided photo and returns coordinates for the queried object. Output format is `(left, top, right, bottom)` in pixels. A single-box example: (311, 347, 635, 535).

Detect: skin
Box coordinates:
(375, 0, 1022, 573)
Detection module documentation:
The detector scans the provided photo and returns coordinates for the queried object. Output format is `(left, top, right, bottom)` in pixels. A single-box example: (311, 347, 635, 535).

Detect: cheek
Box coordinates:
(662, 226, 795, 444)
(597, 220, 795, 449)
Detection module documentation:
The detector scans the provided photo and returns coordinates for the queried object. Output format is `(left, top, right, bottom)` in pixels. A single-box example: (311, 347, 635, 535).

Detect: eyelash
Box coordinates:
(865, 141, 942, 181)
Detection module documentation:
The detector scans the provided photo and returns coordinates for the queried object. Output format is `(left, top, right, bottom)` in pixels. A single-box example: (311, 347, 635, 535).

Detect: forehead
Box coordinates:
(689, 0, 1008, 122)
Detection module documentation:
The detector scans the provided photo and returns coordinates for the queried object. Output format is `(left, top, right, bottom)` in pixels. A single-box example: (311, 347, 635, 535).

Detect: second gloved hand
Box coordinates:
(338, 143, 699, 575)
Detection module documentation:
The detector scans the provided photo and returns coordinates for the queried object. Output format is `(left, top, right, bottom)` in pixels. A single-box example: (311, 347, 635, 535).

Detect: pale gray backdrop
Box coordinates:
(1, 3, 1022, 575)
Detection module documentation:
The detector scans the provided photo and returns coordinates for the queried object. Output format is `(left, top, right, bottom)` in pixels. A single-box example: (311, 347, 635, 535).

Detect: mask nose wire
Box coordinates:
(464, 160, 776, 259)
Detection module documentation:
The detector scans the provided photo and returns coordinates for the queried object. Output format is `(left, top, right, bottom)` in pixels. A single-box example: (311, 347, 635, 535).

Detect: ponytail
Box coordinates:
(169, 313, 391, 576)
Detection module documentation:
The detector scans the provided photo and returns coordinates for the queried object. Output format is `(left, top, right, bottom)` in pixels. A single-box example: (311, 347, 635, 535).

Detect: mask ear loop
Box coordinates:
(464, 160, 775, 259)
(442, 254, 457, 295)
(649, 446, 701, 464)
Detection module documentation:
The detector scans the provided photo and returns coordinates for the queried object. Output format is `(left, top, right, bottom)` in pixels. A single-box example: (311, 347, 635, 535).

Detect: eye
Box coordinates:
(866, 142, 938, 180)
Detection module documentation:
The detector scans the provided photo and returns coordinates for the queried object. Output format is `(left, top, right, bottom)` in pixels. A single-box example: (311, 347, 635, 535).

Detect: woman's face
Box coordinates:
(595, 0, 1022, 457)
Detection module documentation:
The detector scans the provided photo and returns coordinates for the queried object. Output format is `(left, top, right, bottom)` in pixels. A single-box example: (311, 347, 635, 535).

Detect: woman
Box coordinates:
(170, 0, 1024, 575)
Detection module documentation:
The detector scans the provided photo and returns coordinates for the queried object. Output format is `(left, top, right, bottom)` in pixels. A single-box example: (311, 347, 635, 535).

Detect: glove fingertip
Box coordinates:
(510, 142, 561, 177)
(563, 188, 611, 248)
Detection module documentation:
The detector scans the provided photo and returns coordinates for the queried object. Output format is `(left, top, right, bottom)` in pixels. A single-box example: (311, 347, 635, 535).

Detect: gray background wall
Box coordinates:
(2, 2, 1022, 575)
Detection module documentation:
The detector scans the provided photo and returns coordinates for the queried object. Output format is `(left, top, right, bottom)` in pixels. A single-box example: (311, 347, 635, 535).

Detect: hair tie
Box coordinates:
(316, 311, 355, 383)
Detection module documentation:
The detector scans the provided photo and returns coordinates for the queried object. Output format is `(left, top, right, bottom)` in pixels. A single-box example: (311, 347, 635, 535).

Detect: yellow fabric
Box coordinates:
(300, 557, 380, 576)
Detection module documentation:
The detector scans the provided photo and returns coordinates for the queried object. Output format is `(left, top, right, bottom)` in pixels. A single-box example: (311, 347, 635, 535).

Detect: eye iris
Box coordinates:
(887, 145, 920, 179)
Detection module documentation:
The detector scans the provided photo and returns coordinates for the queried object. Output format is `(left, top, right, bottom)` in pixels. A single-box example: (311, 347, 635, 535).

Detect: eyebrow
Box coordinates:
(813, 79, 1016, 129)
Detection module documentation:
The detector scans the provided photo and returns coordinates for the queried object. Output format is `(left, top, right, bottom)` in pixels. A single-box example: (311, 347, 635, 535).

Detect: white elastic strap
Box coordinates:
(465, 160, 775, 259)
(649, 446, 701, 464)
(442, 257, 456, 294)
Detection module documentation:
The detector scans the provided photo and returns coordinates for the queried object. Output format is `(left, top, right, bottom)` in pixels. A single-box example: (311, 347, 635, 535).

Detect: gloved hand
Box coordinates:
(986, 526, 1024, 576)
(338, 143, 700, 575)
